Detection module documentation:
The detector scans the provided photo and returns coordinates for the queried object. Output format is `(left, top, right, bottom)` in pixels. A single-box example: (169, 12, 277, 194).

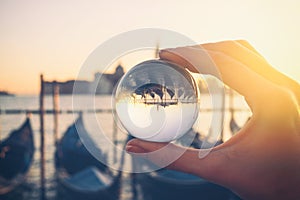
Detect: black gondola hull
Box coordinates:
(136, 170, 241, 200)
(54, 115, 121, 199)
(0, 118, 34, 195)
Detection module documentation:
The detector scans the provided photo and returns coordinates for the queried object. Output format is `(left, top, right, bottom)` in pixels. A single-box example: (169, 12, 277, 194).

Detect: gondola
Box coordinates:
(55, 114, 122, 200)
(133, 130, 241, 200)
(0, 117, 35, 195)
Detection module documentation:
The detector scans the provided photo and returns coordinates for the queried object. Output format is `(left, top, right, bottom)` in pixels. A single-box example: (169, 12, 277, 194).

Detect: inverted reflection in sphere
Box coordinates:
(115, 60, 199, 142)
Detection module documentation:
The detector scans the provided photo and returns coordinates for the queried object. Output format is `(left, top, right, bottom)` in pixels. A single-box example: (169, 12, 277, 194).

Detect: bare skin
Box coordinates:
(126, 40, 300, 200)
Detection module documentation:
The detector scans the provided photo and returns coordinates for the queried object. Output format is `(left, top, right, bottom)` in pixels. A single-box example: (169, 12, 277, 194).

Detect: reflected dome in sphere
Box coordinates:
(114, 59, 200, 142)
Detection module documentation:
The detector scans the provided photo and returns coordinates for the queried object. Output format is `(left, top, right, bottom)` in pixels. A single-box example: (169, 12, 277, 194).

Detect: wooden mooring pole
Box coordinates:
(52, 82, 59, 146)
(113, 114, 117, 163)
(0, 127, 1, 142)
(39, 74, 46, 200)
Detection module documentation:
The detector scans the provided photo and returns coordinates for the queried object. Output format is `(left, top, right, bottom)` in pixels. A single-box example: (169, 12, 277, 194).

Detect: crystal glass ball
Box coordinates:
(115, 60, 199, 142)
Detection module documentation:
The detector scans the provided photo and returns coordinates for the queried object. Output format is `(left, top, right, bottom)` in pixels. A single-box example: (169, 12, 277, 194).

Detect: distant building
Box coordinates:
(44, 65, 125, 95)
(0, 91, 15, 96)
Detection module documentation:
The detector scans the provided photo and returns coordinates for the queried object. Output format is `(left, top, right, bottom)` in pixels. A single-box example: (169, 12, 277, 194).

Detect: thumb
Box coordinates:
(126, 138, 169, 153)
(126, 139, 231, 184)
(126, 139, 188, 169)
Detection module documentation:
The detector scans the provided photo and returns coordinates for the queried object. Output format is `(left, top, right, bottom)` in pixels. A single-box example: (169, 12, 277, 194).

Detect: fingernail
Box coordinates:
(125, 145, 133, 152)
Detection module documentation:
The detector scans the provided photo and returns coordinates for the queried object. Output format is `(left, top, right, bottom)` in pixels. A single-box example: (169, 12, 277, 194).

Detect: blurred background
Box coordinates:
(0, 1, 299, 200)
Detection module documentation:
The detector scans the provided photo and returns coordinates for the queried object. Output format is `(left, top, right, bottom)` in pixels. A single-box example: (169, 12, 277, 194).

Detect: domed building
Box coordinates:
(44, 65, 125, 95)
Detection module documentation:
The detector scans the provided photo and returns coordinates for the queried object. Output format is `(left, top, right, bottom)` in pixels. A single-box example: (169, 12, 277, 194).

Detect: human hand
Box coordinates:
(126, 40, 300, 200)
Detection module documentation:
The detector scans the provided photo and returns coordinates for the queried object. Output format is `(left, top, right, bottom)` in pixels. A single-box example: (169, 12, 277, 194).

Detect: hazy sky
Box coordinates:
(1, 0, 299, 94)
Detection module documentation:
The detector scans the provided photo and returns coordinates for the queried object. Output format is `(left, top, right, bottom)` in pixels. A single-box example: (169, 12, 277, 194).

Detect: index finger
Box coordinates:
(159, 46, 275, 109)
(203, 40, 300, 103)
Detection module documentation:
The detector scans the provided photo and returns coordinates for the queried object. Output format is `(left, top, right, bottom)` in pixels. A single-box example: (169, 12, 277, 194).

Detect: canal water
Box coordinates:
(0, 94, 250, 200)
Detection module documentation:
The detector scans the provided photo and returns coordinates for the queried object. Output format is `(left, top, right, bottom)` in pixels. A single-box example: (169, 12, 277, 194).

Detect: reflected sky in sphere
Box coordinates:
(115, 60, 200, 142)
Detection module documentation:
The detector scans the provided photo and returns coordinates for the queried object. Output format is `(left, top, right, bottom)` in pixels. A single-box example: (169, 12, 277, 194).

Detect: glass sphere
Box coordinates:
(115, 60, 199, 142)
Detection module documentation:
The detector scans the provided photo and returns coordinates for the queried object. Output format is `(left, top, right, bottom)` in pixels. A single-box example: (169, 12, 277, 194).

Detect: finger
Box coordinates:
(126, 144, 147, 153)
(159, 50, 198, 73)
(159, 46, 274, 108)
(236, 40, 265, 59)
(203, 40, 300, 102)
(126, 139, 232, 185)
(127, 139, 186, 168)
(126, 139, 168, 152)
(202, 41, 279, 82)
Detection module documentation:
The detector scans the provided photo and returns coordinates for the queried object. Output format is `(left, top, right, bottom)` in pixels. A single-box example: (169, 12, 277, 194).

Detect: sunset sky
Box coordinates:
(1, 0, 299, 95)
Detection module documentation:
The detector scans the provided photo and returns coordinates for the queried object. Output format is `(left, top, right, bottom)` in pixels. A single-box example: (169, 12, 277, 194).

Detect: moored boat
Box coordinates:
(137, 169, 238, 200)
(55, 114, 122, 199)
(0, 117, 35, 195)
